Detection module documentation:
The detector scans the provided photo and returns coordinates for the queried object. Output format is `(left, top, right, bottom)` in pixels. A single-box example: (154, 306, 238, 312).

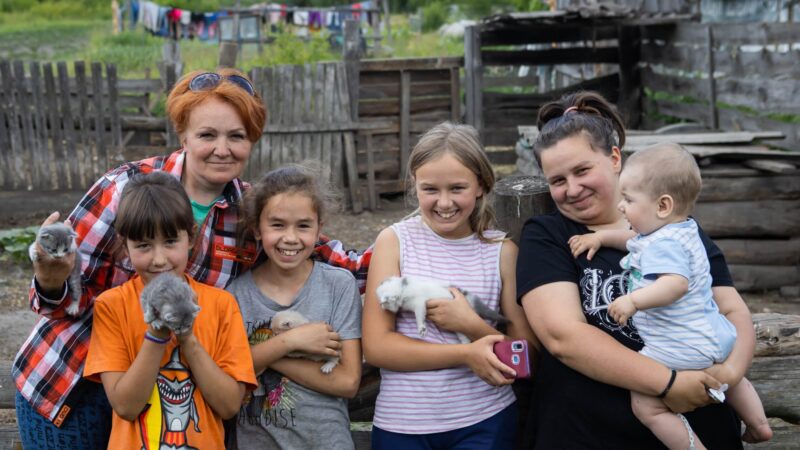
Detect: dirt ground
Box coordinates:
(1, 195, 798, 427)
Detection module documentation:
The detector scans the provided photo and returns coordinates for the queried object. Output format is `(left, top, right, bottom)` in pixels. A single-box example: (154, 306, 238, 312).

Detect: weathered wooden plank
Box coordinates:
(717, 108, 800, 152)
(753, 313, 800, 358)
(0, 61, 23, 189)
(360, 96, 451, 117)
(694, 200, 800, 238)
(28, 62, 50, 190)
(360, 69, 450, 86)
(163, 64, 177, 149)
(481, 24, 619, 46)
(58, 62, 79, 189)
(365, 133, 377, 210)
(642, 97, 709, 125)
(359, 57, 462, 72)
(744, 159, 797, 174)
(343, 132, 362, 213)
(359, 80, 451, 100)
(748, 354, 800, 423)
(711, 22, 800, 46)
(0, 360, 13, 408)
(107, 64, 123, 170)
(399, 71, 411, 182)
(450, 67, 460, 123)
(693, 200, 800, 238)
(717, 239, 800, 267)
(482, 47, 620, 67)
(730, 264, 800, 292)
(715, 77, 800, 115)
(91, 62, 108, 174)
(641, 67, 709, 100)
(626, 131, 785, 147)
(699, 175, 800, 202)
(74, 61, 93, 185)
(12, 62, 35, 190)
(44, 63, 67, 189)
(464, 25, 482, 136)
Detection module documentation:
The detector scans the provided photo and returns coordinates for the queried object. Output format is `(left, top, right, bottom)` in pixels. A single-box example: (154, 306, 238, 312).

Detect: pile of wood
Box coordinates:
(517, 126, 800, 292)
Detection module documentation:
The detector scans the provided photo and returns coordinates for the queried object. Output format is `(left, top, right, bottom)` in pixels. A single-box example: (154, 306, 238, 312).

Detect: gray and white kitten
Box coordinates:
(376, 276, 508, 344)
(270, 310, 340, 374)
(140, 273, 200, 335)
(28, 223, 83, 317)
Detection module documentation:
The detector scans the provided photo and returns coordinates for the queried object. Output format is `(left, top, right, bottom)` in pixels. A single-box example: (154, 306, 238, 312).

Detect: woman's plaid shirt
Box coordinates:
(13, 150, 370, 423)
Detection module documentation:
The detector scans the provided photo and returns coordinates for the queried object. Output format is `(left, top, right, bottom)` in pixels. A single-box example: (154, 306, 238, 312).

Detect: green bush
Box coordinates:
(421, 1, 448, 32)
(0, 226, 37, 264)
(251, 32, 338, 67)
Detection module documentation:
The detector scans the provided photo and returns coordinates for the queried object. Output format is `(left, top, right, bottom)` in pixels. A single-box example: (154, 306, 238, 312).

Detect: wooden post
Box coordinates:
(464, 25, 483, 138)
(164, 65, 178, 149)
(218, 42, 238, 69)
(494, 175, 555, 243)
(399, 71, 410, 181)
(382, 0, 392, 45)
(706, 25, 719, 130)
(343, 19, 361, 122)
(617, 25, 641, 129)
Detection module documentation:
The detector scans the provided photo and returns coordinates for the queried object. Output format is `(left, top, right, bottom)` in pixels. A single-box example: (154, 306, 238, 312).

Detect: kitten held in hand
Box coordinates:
(140, 273, 200, 335)
(271, 310, 340, 374)
(29, 223, 83, 316)
(376, 276, 508, 344)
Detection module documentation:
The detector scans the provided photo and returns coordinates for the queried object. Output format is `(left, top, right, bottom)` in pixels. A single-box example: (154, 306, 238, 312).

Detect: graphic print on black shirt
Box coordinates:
(578, 266, 642, 344)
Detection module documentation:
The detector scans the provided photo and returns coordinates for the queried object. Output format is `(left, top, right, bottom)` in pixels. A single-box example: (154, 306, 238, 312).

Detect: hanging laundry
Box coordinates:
(293, 11, 309, 26)
(309, 11, 322, 31)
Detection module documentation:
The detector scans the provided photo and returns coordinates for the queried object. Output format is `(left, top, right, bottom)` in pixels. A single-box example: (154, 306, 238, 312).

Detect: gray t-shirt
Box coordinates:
(227, 261, 362, 450)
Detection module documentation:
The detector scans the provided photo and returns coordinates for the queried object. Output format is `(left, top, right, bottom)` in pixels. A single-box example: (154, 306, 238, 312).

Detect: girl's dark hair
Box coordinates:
(534, 91, 626, 164)
(241, 165, 338, 238)
(116, 172, 195, 242)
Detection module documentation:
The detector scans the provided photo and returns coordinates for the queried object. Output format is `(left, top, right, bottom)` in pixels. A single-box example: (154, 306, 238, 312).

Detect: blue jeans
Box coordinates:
(15, 381, 112, 450)
(372, 403, 518, 450)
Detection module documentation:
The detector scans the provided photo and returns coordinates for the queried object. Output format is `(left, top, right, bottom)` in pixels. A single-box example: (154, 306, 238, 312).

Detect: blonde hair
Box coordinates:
(624, 143, 702, 216)
(407, 122, 499, 243)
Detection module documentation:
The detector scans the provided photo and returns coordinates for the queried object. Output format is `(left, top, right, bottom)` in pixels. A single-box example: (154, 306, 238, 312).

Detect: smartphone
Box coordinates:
(493, 339, 531, 379)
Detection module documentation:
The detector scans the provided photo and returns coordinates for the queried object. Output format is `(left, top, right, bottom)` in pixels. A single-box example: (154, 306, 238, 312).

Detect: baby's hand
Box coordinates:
(608, 294, 636, 326)
(283, 323, 341, 358)
(568, 233, 602, 260)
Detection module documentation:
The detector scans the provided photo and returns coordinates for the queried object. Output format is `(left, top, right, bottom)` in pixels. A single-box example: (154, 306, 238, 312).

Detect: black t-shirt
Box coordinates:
(516, 211, 742, 450)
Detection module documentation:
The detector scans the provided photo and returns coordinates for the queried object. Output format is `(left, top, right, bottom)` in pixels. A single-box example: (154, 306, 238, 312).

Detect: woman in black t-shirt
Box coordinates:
(516, 92, 753, 449)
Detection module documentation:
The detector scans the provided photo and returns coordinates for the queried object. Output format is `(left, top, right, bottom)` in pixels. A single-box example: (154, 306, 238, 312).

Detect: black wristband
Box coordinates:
(658, 369, 677, 398)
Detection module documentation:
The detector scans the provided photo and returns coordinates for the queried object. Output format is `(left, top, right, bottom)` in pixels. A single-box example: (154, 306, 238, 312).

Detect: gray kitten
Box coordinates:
(28, 223, 82, 317)
(376, 276, 508, 344)
(140, 273, 200, 335)
(271, 310, 340, 374)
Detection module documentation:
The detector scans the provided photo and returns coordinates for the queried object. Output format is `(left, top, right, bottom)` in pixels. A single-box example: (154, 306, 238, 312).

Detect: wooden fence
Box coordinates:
(356, 57, 463, 201)
(640, 22, 800, 150)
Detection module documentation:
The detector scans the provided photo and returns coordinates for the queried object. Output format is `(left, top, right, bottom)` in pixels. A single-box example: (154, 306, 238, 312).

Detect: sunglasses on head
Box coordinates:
(188, 72, 255, 96)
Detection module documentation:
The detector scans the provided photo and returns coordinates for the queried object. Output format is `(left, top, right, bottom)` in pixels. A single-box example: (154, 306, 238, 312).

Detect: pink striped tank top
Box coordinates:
(373, 216, 516, 434)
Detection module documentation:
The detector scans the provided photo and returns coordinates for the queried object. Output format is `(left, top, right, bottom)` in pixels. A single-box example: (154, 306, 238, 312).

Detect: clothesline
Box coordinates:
(129, 0, 379, 41)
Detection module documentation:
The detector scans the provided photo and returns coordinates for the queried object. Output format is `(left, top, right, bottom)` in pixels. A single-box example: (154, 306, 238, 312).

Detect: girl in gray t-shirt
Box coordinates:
(227, 167, 362, 450)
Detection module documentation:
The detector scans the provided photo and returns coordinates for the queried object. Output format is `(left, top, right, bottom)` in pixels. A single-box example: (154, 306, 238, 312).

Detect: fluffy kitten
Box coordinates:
(28, 223, 83, 317)
(376, 276, 508, 344)
(140, 273, 200, 335)
(270, 310, 340, 374)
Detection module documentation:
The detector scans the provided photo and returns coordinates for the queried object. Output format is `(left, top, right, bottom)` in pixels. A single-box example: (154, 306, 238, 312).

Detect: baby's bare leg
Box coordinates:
(631, 391, 706, 450)
(726, 377, 772, 443)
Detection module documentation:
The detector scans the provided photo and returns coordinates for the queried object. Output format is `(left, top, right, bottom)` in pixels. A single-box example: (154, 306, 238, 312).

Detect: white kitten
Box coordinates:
(376, 276, 507, 344)
(271, 310, 340, 374)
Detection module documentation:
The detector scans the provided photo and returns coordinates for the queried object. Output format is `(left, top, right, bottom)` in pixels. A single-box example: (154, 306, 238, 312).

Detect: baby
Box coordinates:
(569, 143, 771, 449)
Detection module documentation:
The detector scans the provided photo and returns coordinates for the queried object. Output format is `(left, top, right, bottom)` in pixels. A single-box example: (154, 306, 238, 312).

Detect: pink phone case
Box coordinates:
(493, 339, 531, 379)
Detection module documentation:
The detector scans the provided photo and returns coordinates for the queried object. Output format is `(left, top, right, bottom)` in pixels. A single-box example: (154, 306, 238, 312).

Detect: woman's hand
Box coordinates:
(663, 370, 722, 413)
(280, 323, 341, 358)
(608, 294, 636, 326)
(426, 288, 483, 334)
(463, 334, 515, 386)
(568, 233, 602, 260)
(32, 212, 76, 293)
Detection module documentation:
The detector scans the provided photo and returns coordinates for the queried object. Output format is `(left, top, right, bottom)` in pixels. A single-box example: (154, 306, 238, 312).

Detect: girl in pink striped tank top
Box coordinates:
(362, 122, 537, 449)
